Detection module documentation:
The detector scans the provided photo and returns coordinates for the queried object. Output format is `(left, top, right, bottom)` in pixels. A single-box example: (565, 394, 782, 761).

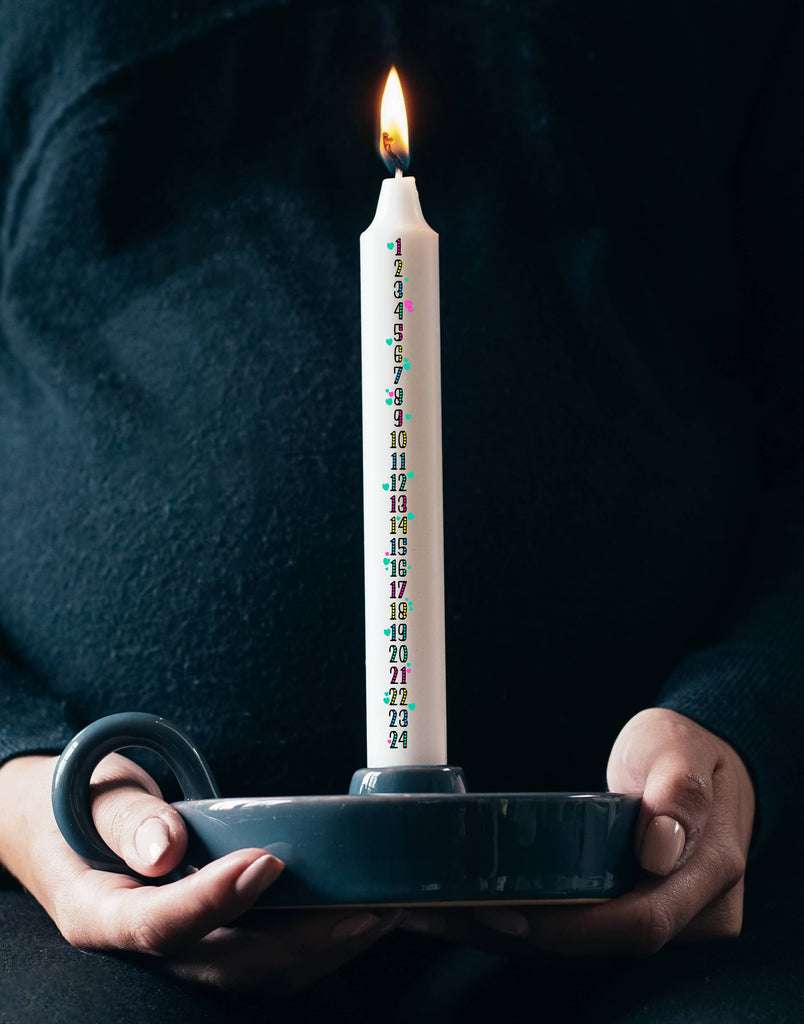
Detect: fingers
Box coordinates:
(468, 709, 755, 958)
(58, 848, 284, 954)
(89, 753, 188, 877)
(165, 909, 406, 993)
(606, 708, 722, 875)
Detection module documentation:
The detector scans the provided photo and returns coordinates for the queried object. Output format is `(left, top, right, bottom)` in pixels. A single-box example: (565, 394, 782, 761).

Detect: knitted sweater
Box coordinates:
(0, 0, 801, 852)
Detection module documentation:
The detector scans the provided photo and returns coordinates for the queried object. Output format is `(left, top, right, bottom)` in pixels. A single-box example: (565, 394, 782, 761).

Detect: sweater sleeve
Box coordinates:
(0, 652, 76, 766)
(658, 2, 804, 854)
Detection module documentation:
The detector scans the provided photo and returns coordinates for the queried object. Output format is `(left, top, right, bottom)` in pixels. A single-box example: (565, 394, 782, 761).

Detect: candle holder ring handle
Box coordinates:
(51, 712, 221, 873)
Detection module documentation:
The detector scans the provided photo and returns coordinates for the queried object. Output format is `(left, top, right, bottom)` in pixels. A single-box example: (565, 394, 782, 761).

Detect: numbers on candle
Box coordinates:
(378, 235, 416, 752)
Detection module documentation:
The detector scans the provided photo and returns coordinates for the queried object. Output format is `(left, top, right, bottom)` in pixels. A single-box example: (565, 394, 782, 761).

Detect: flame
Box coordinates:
(379, 67, 410, 174)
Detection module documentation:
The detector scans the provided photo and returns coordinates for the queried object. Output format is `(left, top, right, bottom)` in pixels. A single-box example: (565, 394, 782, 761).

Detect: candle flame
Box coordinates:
(379, 67, 410, 174)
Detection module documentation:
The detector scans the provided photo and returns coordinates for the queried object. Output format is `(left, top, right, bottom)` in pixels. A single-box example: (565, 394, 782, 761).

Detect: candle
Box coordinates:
(360, 68, 447, 768)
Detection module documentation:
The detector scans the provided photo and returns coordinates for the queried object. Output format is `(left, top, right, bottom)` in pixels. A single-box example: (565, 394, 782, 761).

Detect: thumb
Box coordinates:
(89, 752, 188, 878)
(607, 708, 718, 877)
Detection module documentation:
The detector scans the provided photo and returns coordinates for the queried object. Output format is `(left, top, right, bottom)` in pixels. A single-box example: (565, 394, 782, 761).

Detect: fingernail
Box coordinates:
(474, 908, 530, 938)
(234, 854, 284, 899)
(641, 815, 686, 875)
(134, 817, 171, 866)
(331, 912, 382, 943)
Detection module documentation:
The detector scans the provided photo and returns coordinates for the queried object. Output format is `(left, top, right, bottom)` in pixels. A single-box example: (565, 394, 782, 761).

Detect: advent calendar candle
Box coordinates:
(360, 68, 447, 767)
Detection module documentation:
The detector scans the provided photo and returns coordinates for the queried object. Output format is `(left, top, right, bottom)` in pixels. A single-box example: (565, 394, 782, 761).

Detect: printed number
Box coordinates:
(397, 623, 407, 641)
(390, 496, 407, 513)
(394, 366, 403, 384)
(388, 731, 408, 749)
(395, 238, 402, 256)
(394, 302, 403, 320)
(394, 410, 403, 427)
(390, 581, 407, 600)
(394, 259, 403, 277)
(390, 431, 407, 449)
(398, 709, 408, 727)
(394, 388, 403, 405)
(394, 280, 403, 298)
(389, 559, 406, 578)
(388, 688, 407, 706)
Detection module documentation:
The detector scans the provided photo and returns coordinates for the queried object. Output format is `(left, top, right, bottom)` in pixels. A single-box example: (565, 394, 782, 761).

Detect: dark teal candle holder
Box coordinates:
(53, 713, 640, 906)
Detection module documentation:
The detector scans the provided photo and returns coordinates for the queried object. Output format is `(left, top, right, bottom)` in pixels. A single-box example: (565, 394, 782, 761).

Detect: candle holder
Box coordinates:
(52, 713, 639, 907)
(52, 69, 640, 908)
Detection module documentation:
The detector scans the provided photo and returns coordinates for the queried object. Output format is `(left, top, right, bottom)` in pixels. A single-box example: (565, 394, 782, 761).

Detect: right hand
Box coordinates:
(0, 752, 403, 992)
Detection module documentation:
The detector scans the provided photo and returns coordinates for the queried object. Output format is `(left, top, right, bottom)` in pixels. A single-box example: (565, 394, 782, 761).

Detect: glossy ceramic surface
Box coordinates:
(52, 713, 640, 906)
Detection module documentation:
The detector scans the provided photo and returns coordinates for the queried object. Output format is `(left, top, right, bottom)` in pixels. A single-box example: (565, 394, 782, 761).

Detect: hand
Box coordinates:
(405, 708, 755, 956)
(0, 753, 403, 991)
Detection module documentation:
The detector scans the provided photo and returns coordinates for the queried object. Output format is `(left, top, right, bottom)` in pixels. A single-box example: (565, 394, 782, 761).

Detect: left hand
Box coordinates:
(404, 708, 755, 956)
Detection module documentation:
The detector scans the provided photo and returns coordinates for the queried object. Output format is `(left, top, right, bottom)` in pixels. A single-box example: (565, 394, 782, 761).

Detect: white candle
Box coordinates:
(360, 69, 447, 767)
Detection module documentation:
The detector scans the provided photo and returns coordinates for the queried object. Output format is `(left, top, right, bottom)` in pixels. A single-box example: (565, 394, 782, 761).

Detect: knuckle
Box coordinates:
(636, 899, 675, 955)
(666, 767, 712, 829)
(127, 912, 174, 956)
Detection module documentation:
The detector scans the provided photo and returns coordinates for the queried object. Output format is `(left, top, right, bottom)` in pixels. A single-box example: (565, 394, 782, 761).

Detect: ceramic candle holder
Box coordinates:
(52, 713, 640, 907)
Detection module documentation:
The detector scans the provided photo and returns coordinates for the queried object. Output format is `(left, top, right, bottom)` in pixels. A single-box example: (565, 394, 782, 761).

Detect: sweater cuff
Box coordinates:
(0, 687, 77, 769)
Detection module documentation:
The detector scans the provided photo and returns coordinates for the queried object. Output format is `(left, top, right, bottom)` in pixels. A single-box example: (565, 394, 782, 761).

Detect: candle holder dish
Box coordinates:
(53, 713, 640, 907)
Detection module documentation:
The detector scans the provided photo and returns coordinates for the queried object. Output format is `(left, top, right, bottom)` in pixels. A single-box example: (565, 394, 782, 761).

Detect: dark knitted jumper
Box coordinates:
(0, 0, 802, 860)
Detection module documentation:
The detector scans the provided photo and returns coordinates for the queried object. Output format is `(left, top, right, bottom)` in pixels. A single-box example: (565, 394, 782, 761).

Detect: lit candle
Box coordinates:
(360, 68, 447, 767)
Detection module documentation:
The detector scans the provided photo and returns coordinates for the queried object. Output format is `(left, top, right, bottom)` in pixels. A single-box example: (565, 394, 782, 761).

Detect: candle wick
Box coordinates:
(395, 167, 403, 178)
